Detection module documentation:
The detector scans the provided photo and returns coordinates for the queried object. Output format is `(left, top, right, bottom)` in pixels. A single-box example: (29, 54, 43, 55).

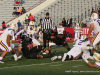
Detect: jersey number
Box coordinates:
(78, 40, 83, 45)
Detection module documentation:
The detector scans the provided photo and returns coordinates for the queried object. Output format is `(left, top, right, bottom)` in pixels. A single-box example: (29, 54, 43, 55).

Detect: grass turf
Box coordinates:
(0, 43, 100, 75)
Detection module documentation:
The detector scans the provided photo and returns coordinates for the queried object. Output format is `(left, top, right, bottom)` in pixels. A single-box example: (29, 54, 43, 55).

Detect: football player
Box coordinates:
(15, 21, 40, 46)
(51, 35, 94, 61)
(16, 35, 56, 59)
(0, 23, 18, 63)
(83, 13, 100, 53)
(74, 23, 82, 41)
(83, 53, 100, 68)
(48, 25, 71, 53)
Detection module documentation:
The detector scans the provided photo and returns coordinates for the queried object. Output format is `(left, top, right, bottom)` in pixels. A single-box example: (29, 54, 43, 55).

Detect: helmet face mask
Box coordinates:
(93, 53, 100, 62)
(30, 25, 34, 30)
(29, 21, 35, 30)
(21, 35, 29, 41)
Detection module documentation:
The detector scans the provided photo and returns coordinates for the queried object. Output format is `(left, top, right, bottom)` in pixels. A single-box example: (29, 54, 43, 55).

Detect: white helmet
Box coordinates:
(76, 23, 79, 26)
(81, 35, 87, 40)
(91, 13, 98, 20)
(93, 53, 100, 62)
(29, 21, 35, 30)
(10, 22, 18, 32)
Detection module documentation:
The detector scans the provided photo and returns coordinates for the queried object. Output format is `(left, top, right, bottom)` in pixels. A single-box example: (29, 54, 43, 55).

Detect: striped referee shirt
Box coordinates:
(41, 17, 54, 29)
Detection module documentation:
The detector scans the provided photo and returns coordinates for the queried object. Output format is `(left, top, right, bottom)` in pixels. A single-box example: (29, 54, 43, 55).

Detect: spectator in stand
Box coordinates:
(21, 7, 26, 14)
(70, 17, 73, 27)
(2, 21, 6, 29)
(14, 0, 20, 6)
(16, 7, 21, 15)
(91, 9, 95, 15)
(39, 30, 43, 42)
(96, 11, 100, 18)
(28, 13, 34, 21)
(25, 14, 30, 23)
(17, 20, 22, 28)
(97, 6, 100, 12)
(36, 24, 41, 33)
(20, 0, 25, 5)
(40, 18, 42, 24)
(62, 18, 66, 27)
(79, 20, 84, 27)
(12, 7, 17, 15)
(67, 18, 72, 27)
(53, 23, 57, 30)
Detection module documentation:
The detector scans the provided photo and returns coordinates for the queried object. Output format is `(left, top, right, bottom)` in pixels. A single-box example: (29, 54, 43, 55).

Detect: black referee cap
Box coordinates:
(46, 12, 49, 15)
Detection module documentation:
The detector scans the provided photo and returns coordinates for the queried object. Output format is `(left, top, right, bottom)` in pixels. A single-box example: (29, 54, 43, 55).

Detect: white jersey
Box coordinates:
(57, 27, 64, 34)
(74, 39, 90, 50)
(26, 29, 36, 39)
(90, 19, 100, 34)
(74, 27, 81, 33)
(0, 28, 14, 42)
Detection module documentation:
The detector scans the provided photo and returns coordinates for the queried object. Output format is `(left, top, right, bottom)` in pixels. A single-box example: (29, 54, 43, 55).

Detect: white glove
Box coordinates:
(81, 46, 93, 51)
(8, 47, 12, 51)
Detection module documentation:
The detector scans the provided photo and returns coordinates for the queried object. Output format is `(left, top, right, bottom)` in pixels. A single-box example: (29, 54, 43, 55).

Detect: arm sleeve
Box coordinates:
(15, 29, 24, 38)
(8, 30, 14, 36)
(90, 19, 94, 24)
(81, 46, 93, 51)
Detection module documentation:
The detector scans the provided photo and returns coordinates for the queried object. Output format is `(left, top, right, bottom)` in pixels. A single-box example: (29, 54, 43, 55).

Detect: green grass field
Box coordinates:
(0, 43, 100, 75)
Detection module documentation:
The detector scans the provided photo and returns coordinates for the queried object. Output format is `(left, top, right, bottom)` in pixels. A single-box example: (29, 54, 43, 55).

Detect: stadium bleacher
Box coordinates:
(1, 0, 99, 28)
(0, 0, 46, 28)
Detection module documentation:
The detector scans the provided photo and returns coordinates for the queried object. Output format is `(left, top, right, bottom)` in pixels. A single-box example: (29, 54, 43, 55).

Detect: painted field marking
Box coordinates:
(72, 65, 84, 67)
(50, 64, 62, 66)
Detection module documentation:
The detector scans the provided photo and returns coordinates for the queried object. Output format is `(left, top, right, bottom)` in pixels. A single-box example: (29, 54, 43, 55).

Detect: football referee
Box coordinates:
(41, 12, 54, 52)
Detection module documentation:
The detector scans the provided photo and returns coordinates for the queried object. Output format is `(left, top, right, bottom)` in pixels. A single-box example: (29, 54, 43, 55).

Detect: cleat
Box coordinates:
(51, 56, 57, 61)
(18, 55, 22, 59)
(0, 61, 4, 63)
(62, 53, 67, 62)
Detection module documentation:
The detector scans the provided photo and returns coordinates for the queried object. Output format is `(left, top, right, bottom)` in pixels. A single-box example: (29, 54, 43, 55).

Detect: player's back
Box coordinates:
(74, 39, 90, 48)
(90, 19, 100, 34)
(0, 28, 14, 41)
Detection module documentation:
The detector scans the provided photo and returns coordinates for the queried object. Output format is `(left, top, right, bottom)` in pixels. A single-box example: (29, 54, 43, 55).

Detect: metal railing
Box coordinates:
(5, 0, 45, 24)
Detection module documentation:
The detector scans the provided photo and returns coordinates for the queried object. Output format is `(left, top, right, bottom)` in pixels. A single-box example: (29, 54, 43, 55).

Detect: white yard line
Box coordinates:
(50, 64, 62, 66)
(0, 63, 53, 69)
(72, 65, 84, 67)
(0, 59, 92, 69)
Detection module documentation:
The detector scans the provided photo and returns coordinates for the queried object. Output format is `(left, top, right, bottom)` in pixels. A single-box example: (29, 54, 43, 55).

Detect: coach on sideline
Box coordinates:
(41, 12, 54, 53)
